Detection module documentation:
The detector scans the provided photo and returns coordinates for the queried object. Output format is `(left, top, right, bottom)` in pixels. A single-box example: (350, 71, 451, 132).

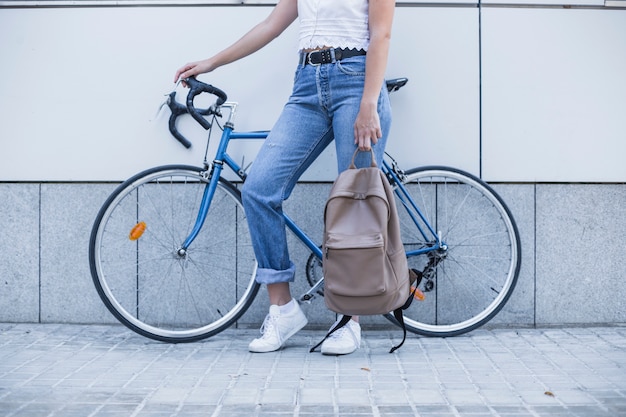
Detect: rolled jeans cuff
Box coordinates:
(254, 262, 297, 285)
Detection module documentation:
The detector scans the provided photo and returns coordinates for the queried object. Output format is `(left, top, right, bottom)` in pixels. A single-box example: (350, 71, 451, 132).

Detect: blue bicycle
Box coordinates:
(89, 77, 521, 343)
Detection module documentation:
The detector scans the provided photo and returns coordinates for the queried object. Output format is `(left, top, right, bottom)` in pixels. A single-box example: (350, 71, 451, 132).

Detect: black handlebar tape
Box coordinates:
(385, 77, 408, 93)
(167, 92, 193, 148)
(185, 78, 228, 130)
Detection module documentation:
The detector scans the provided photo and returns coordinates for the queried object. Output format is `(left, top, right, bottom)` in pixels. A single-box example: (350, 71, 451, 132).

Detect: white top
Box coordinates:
(298, 0, 370, 51)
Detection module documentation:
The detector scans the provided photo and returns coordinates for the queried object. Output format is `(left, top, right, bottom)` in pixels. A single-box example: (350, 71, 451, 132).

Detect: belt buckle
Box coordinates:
(307, 51, 322, 66)
(307, 48, 334, 66)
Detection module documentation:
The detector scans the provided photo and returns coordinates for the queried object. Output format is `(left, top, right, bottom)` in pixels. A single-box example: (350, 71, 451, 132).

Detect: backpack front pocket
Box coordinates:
(323, 233, 391, 297)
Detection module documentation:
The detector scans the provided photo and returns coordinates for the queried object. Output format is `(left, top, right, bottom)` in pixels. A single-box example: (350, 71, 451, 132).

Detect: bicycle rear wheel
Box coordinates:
(89, 165, 259, 343)
(389, 166, 521, 337)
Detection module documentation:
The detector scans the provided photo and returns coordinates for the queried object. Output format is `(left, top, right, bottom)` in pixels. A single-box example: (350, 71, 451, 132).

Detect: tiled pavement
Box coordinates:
(0, 323, 625, 417)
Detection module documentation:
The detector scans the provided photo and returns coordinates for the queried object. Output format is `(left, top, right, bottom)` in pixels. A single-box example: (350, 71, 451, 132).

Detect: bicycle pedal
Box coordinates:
(299, 293, 315, 304)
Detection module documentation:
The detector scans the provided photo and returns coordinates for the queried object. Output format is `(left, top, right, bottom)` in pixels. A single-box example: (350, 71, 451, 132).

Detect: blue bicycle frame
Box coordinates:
(181, 103, 445, 269)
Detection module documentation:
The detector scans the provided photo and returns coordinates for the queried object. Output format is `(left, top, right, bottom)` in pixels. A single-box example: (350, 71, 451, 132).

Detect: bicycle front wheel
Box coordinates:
(391, 166, 521, 337)
(89, 165, 259, 343)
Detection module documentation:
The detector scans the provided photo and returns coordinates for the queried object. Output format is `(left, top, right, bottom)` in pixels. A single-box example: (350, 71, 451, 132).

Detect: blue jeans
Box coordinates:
(241, 56, 392, 285)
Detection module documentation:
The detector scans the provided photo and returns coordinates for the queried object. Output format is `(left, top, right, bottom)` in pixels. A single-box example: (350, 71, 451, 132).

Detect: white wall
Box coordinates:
(481, 7, 626, 182)
(0, 3, 624, 182)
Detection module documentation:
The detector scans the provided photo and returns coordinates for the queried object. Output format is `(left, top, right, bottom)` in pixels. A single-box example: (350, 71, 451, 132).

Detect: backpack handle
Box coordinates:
(348, 149, 377, 169)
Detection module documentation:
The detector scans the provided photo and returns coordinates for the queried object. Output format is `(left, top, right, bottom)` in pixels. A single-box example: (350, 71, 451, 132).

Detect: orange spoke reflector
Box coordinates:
(129, 221, 146, 241)
(411, 285, 425, 301)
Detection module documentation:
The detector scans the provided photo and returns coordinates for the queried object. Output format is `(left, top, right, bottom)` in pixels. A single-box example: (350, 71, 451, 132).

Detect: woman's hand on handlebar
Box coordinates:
(174, 59, 215, 85)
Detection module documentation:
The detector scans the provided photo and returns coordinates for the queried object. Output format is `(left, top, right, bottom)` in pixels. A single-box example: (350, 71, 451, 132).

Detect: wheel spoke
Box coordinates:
(388, 166, 521, 337)
(89, 166, 259, 342)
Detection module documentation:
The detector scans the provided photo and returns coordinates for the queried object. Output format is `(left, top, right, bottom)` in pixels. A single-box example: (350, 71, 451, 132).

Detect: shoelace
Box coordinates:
(258, 314, 282, 343)
(328, 326, 349, 340)
(328, 323, 358, 346)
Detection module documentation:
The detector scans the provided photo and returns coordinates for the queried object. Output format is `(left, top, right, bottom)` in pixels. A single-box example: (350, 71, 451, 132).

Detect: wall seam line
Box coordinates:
(533, 183, 537, 328)
(478, 0, 483, 179)
(38, 183, 42, 324)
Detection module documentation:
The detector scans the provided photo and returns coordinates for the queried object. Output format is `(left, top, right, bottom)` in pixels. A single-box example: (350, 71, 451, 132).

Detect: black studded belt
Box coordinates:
(299, 47, 367, 66)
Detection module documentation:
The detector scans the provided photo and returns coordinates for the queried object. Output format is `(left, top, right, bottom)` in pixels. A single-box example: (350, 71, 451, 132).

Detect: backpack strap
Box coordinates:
(389, 308, 407, 354)
(310, 312, 407, 354)
(348, 149, 377, 169)
(310, 315, 353, 353)
(311, 269, 420, 354)
(390, 268, 424, 353)
(311, 268, 422, 354)
(401, 268, 423, 310)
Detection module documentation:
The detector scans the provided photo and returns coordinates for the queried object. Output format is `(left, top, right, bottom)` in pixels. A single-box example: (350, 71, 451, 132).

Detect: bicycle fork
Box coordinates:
(178, 165, 223, 256)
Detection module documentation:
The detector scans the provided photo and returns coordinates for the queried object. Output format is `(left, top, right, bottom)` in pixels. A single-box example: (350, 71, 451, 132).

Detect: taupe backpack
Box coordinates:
(311, 151, 416, 353)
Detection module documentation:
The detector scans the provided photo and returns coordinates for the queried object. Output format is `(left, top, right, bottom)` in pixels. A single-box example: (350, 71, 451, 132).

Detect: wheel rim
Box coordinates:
(90, 167, 258, 341)
(395, 167, 521, 336)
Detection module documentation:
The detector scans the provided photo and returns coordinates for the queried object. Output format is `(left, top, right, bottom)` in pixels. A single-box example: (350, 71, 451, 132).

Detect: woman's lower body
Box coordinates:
(241, 54, 392, 354)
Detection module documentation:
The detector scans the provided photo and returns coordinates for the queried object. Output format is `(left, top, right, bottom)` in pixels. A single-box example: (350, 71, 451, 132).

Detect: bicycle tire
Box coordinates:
(387, 166, 521, 337)
(89, 165, 259, 343)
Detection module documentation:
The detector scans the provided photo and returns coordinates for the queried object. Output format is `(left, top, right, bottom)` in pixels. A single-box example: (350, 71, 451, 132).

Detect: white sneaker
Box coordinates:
(321, 318, 361, 355)
(249, 303, 308, 353)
